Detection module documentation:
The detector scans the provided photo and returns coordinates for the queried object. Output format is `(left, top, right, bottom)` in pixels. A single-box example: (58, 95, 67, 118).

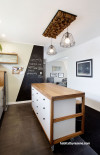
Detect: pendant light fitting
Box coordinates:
(60, 27, 75, 48)
(47, 38, 57, 55)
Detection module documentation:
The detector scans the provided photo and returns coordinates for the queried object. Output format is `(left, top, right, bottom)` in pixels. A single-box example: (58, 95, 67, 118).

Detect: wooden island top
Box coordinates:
(32, 83, 85, 100)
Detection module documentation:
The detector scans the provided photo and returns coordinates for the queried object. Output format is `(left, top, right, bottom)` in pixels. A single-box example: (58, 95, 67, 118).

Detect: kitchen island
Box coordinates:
(31, 83, 85, 150)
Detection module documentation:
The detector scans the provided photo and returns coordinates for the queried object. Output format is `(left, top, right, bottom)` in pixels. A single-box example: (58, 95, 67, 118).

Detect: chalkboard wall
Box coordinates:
(16, 45, 44, 101)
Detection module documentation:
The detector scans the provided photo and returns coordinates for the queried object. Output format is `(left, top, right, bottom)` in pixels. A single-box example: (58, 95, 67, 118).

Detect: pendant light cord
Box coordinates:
(67, 27, 69, 37)
(51, 38, 52, 45)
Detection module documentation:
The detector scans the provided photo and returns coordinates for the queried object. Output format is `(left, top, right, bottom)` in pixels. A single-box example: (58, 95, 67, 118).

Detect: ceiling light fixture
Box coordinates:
(43, 10, 77, 54)
(47, 38, 57, 55)
(60, 27, 75, 48)
(1, 34, 6, 38)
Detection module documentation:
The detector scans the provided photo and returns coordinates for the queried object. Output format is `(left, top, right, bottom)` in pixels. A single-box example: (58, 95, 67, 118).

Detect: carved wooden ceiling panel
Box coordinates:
(43, 10, 77, 39)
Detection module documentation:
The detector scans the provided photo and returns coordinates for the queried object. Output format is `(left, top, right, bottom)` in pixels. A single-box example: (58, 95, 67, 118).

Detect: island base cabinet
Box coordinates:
(31, 83, 85, 147)
(32, 86, 76, 143)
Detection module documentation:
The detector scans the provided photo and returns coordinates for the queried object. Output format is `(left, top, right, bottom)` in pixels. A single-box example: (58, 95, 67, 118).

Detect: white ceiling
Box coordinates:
(0, 0, 100, 55)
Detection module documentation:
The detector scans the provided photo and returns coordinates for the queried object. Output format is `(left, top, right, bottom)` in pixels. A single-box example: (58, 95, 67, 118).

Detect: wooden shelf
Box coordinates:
(0, 53, 18, 64)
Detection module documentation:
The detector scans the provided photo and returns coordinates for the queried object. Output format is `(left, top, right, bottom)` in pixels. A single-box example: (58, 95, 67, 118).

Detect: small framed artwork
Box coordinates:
(12, 67, 24, 74)
(58, 73, 64, 78)
(76, 59, 93, 77)
(52, 66, 61, 72)
(50, 73, 57, 77)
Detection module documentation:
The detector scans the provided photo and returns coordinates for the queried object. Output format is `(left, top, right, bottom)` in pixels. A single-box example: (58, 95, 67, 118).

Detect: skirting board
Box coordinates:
(8, 100, 32, 105)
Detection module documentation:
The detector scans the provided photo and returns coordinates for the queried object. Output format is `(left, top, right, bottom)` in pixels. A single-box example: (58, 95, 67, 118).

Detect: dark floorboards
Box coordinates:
(0, 103, 98, 155)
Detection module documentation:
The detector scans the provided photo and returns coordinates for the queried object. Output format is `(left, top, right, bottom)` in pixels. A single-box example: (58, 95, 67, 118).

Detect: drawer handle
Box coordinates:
(37, 113, 38, 114)
(36, 106, 38, 108)
(43, 118, 45, 120)
(43, 107, 45, 109)
(37, 99, 38, 101)
(43, 99, 45, 100)
(36, 93, 38, 94)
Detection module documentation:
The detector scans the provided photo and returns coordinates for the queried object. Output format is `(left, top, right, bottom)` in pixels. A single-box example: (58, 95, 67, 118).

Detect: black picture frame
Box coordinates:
(58, 73, 64, 78)
(50, 73, 57, 77)
(76, 59, 93, 77)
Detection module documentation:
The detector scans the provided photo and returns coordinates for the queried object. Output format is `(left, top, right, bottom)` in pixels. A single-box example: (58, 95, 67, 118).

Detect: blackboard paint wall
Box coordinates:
(16, 45, 44, 101)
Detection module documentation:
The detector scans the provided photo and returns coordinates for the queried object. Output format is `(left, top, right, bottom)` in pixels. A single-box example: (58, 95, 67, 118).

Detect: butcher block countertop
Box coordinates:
(32, 83, 85, 100)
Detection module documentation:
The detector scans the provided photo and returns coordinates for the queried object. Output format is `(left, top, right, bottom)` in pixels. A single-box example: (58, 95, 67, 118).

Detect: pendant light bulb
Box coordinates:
(47, 38, 57, 55)
(60, 27, 75, 48)
(49, 48, 54, 53)
(65, 37, 70, 44)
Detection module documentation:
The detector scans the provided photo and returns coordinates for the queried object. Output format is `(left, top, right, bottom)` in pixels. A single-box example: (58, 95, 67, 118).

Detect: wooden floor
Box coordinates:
(0, 103, 97, 155)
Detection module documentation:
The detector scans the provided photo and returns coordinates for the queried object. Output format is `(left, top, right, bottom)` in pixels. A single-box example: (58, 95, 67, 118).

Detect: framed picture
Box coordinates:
(58, 73, 64, 78)
(52, 66, 61, 72)
(12, 67, 24, 74)
(50, 73, 57, 77)
(76, 59, 93, 77)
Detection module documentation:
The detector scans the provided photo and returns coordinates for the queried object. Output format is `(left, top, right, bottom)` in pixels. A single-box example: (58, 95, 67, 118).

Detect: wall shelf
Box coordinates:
(0, 53, 18, 64)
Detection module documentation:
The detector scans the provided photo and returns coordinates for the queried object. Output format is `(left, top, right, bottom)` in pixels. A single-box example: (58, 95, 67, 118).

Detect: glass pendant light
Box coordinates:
(47, 38, 57, 55)
(60, 27, 75, 48)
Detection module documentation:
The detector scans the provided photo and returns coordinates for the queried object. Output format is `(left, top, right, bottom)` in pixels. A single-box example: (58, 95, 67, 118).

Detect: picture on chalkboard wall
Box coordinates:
(76, 59, 93, 77)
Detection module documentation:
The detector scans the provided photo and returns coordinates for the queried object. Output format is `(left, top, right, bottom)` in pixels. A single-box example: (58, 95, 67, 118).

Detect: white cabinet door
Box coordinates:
(53, 98, 76, 140)
(54, 98, 76, 119)
(53, 118, 75, 140)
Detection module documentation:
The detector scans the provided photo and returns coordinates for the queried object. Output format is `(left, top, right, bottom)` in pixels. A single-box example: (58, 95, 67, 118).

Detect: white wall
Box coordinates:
(0, 42, 33, 104)
(46, 61, 67, 83)
(46, 36, 100, 111)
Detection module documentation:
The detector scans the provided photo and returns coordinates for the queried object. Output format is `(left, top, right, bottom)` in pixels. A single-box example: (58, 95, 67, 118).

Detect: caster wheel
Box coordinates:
(51, 145, 54, 152)
(70, 138, 75, 142)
